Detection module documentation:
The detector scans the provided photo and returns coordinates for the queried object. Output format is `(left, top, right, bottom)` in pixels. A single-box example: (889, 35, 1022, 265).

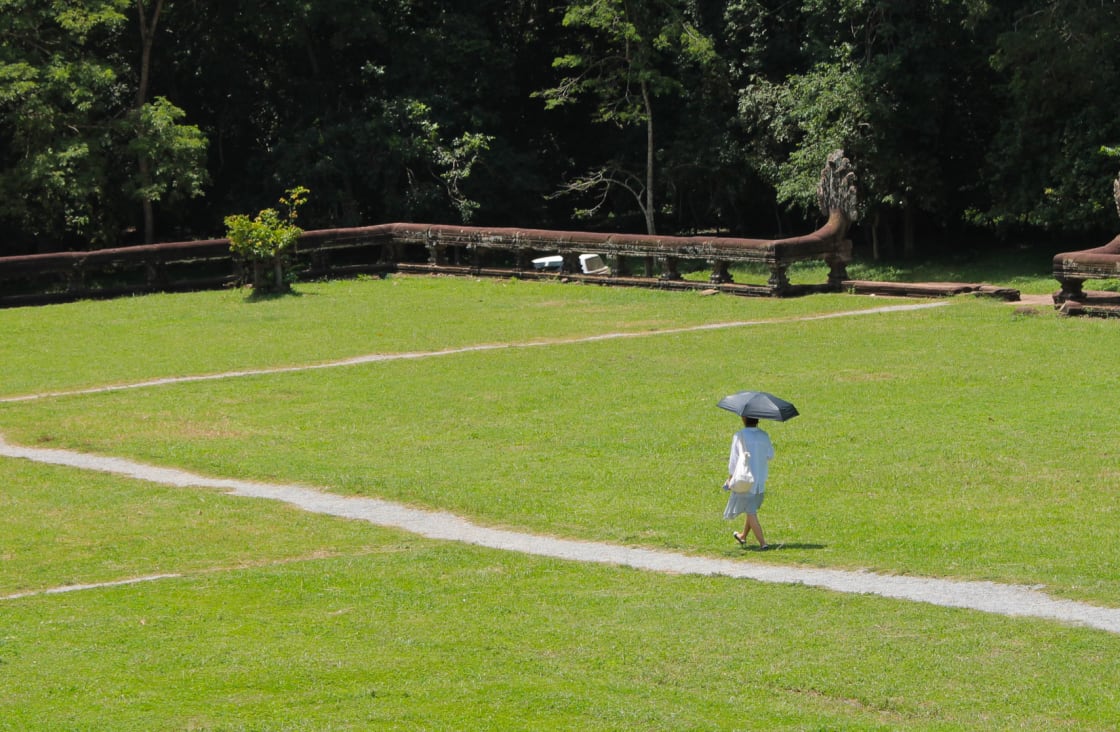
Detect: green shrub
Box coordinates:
(224, 186, 309, 292)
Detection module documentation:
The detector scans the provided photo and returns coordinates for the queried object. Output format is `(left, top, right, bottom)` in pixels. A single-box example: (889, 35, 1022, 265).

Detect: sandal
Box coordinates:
(733, 531, 747, 547)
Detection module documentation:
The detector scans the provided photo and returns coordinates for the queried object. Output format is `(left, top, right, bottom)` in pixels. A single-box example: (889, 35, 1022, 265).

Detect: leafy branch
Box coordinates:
(547, 163, 650, 224)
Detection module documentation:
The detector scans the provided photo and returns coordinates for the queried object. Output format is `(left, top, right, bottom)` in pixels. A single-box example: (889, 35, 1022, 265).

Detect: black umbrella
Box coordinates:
(717, 390, 799, 422)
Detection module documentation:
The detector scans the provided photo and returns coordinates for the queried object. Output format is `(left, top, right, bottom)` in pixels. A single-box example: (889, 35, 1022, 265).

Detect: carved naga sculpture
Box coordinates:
(817, 150, 860, 240)
(708, 148, 858, 292)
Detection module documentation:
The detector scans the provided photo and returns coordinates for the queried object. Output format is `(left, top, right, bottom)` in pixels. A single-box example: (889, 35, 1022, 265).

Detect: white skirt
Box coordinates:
(723, 490, 764, 519)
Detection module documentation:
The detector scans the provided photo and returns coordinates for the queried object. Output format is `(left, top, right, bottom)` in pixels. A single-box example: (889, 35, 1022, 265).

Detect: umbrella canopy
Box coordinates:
(717, 390, 799, 422)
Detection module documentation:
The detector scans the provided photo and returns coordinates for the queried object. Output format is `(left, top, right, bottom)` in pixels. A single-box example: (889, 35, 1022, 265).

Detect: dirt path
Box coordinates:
(3, 434, 1119, 635)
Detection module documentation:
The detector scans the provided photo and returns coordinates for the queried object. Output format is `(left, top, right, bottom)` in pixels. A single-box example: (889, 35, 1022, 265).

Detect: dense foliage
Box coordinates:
(2, 0, 1118, 256)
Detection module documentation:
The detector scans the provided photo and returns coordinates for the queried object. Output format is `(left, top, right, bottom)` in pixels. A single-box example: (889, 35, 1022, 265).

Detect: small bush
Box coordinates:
(225, 186, 309, 292)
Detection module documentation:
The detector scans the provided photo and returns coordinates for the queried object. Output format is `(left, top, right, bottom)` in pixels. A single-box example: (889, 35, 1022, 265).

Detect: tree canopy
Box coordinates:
(2, 0, 1117, 256)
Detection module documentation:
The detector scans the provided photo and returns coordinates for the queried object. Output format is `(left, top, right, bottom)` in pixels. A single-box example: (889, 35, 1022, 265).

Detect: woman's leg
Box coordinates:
(746, 513, 766, 547)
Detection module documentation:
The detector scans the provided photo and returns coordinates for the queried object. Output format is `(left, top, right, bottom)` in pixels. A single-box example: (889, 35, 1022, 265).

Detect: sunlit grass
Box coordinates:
(3, 456, 1119, 730)
(2, 272, 1118, 729)
(4, 291, 1115, 605)
(0, 276, 890, 397)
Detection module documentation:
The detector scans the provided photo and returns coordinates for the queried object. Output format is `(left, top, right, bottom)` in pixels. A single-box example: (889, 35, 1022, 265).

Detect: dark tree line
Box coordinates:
(3, 0, 1119, 257)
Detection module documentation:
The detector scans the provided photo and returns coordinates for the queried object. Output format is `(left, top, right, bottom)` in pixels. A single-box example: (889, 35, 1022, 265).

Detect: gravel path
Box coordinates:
(4, 434, 1119, 634)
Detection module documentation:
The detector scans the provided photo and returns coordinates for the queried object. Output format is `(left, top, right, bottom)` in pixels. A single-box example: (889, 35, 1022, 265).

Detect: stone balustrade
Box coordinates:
(0, 152, 858, 308)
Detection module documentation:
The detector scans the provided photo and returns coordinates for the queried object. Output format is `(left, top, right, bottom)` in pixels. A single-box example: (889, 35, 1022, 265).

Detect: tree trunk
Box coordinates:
(139, 158, 155, 244)
(252, 260, 266, 290)
(641, 81, 656, 235)
(135, 0, 164, 244)
(135, 1, 162, 108)
(902, 201, 916, 259)
(871, 210, 881, 261)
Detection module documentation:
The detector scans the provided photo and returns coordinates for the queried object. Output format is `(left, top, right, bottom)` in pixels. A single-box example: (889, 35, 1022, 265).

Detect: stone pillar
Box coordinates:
(825, 252, 849, 290)
(145, 258, 168, 288)
(1055, 277, 1085, 303)
(660, 256, 682, 280)
(613, 255, 630, 277)
(768, 264, 790, 295)
(67, 260, 86, 294)
(709, 260, 733, 284)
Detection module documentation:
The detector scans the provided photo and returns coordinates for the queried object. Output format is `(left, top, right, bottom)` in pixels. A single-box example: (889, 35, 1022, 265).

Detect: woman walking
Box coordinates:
(723, 416, 774, 549)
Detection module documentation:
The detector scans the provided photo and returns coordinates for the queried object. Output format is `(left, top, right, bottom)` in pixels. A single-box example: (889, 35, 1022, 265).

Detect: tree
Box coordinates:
(538, 0, 717, 235)
(155, 0, 513, 230)
(0, 1, 130, 249)
(735, 0, 999, 257)
(131, 0, 208, 244)
(127, 96, 208, 241)
(0, 0, 207, 251)
(979, 0, 1120, 234)
(8, 0, 1120, 255)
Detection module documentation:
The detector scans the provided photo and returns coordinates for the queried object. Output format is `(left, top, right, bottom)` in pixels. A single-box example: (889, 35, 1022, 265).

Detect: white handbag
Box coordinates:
(728, 441, 756, 494)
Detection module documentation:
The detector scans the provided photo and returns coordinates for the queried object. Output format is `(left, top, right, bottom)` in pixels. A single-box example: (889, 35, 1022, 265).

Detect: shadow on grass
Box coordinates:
(242, 287, 307, 303)
(745, 542, 827, 552)
(847, 244, 1060, 286)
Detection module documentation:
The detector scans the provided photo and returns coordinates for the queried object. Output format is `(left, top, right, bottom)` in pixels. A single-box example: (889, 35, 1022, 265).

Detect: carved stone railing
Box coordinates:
(0, 238, 235, 307)
(0, 152, 858, 308)
(1053, 171, 1120, 304)
(1052, 233, 1120, 302)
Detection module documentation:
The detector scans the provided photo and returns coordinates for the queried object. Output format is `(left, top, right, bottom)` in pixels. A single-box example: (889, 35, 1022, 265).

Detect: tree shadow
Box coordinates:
(242, 287, 306, 303)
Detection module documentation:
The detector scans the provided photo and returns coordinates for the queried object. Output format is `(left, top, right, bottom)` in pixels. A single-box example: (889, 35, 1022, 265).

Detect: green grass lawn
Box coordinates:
(0, 276, 892, 397)
(2, 273, 1119, 729)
